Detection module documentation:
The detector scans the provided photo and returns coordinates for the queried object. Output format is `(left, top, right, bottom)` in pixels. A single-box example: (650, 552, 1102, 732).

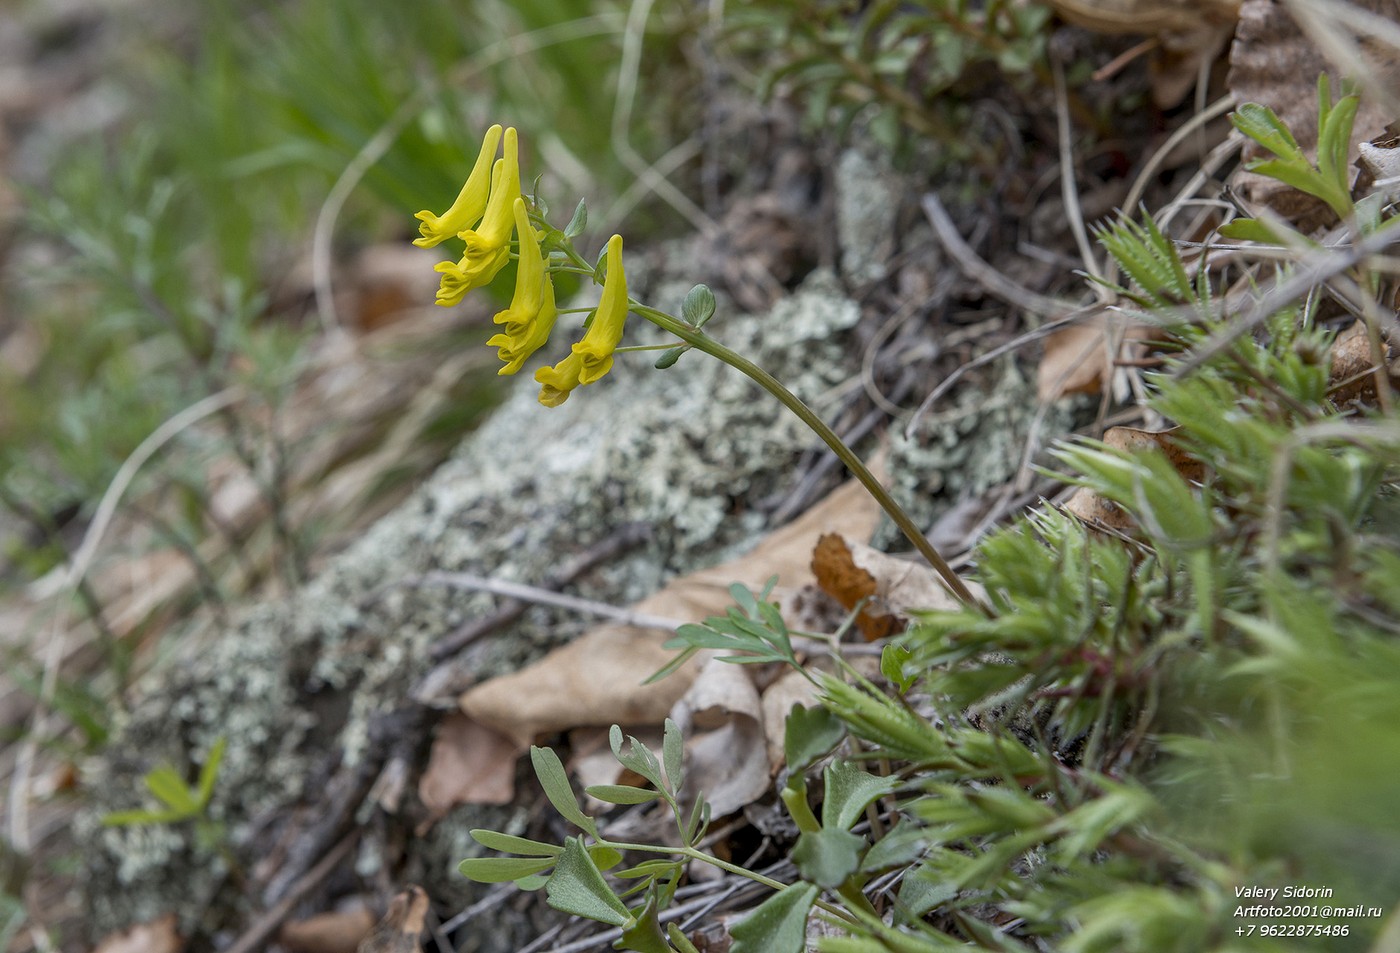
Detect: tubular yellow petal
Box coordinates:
(433, 246, 509, 306)
(495, 198, 546, 324)
(459, 128, 521, 253)
(571, 235, 628, 385)
(490, 276, 558, 375)
(412, 124, 503, 248)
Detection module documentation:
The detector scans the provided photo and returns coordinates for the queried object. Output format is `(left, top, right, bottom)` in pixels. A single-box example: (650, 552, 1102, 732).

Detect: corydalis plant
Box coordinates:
(415, 122, 979, 606)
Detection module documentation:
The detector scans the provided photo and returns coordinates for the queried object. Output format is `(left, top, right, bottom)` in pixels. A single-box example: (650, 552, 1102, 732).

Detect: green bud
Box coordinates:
(682, 284, 717, 328)
(654, 345, 688, 369)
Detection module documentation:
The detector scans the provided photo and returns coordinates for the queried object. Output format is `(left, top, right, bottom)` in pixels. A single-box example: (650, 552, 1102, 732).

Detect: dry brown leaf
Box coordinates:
(459, 475, 884, 748)
(280, 908, 376, 953)
(1228, 0, 1400, 230)
(417, 714, 520, 831)
(1049, 0, 1239, 32)
(673, 657, 770, 817)
(1038, 315, 1154, 401)
(1050, 0, 1240, 108)
(357, 887, 428, 953)
(1329, 319, 1399, 403)
(811, 534, 965, 641)
(91, 915, 183, 953)
(1357, 123, 1400, 197)
(1063, 426, 1201, 530)
(760, 669, 820, 772)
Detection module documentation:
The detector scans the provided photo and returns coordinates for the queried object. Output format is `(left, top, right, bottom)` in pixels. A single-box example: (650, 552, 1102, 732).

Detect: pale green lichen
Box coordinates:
(874, 360, 1088, 550)
(835, 148, 901, 285)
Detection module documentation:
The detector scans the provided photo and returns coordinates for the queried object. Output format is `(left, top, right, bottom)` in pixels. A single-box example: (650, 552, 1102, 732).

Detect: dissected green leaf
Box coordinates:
(793, 827, 867, 887)
(880, 643, 917, 693)
(728, 882, 819, 953)
(822, 760, 898, 831)
(609, 725, 666, 792)
(100, 808, 186, 827)
(195, 737, 226, 809)
(616, 887, 672, 953)
(469, 829, 562, 857)
(531, 746, 598, 838)
(458, 855, 556, 884)
(545, 837, 633, 928)
(586, 784, 663, 805)
(784, 703, 845, 774)
(667, 922, 703, 953)
(143, 766, 199, 816)
(564, 197, 588, 238)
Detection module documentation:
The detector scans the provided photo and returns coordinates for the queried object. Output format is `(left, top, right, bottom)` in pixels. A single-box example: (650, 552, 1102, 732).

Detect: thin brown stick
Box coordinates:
(223, 832, 359, 953)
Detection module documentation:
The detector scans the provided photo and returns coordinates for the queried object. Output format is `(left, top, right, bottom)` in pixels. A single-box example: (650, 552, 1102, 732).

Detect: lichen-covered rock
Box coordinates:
(77, 254, 864, 937)
(874, 361, 1086, 551)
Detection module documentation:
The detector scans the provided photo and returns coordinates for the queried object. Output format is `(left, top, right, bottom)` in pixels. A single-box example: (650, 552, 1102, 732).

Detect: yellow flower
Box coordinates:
(412, 124, 503, 248)
(535, 351, 585, 408)
(533, 234, 628, 406)
(433, 244, 510, 306)
(430, 128, 523, 306)
(457, 127, 521, 255)
(487, 197, 558, 375)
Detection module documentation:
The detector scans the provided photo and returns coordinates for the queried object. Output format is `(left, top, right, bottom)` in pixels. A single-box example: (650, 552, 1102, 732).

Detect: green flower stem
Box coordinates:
(628, 302, 982, 611)
(546, 234, 978, 608)
(781, 780, 821, 834)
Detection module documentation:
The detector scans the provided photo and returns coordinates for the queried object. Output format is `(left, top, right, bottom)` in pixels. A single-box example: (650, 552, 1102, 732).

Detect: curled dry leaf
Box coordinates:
(1064, 426, 1202, 531)
(459, 475, 883, 748)
(280, 907, 376, 953)
(811, 534, 965, 641)
(1050, 0, 1240, 108)
(1049, 0, 1239, 32)
(1357, 122, 1400, 198)
(1329, 319, 1399, 404)
(672, 656, 771, 818)
(1038, 314, 1154, 401)
(92, 915, 183, 953)
(416, 713, 520, 832)
(356, 886, 428, 953)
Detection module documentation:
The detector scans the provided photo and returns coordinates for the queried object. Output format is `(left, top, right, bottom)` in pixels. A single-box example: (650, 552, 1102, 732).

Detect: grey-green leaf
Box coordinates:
(545, 837, 633, 928)
(585, 784, 661, 805)
(729, 882, 819, 953)
(469, 829, 562, 857)
(616, 888, 672, 953)
(609, 725, 666, 791)
(458, 855, 556, 884)
(792, 827, 867, 887)
(784, 704, 845, 774)
(565, 198, 588, 238)
(531, 746, 598, 837)
(822, 760, 897, 831)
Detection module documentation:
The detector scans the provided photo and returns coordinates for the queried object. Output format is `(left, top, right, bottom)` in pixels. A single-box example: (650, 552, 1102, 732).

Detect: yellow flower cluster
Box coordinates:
(414, 124, 629, 406)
